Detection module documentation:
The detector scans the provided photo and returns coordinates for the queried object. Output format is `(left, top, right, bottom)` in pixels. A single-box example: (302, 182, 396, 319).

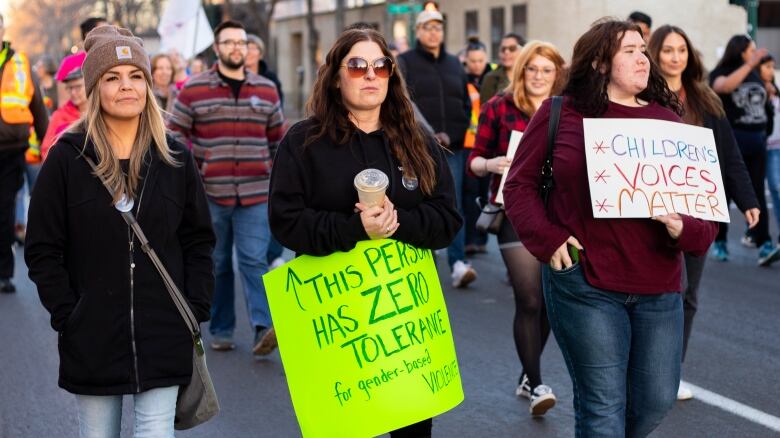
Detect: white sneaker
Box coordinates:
(451, 260, 477, 288)
(677, 382, 693, 401)
(529, 384, 556, 416)
(269, 257, 286, 270)
(515, 374, 531, 399)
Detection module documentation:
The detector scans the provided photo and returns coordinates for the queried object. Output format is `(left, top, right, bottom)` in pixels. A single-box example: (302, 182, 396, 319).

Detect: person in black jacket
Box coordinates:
(649, 25, 761, 401)
(397, 10, 477, 289)
(24, 26, 215, 436)
(269, 28, 460, 438)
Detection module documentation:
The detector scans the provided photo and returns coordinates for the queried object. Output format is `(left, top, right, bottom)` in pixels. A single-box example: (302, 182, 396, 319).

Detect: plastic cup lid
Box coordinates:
(354, 168, 389, 191)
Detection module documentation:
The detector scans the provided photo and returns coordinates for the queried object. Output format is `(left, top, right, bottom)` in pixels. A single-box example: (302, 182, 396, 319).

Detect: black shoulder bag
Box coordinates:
(540, 96, 563, 207)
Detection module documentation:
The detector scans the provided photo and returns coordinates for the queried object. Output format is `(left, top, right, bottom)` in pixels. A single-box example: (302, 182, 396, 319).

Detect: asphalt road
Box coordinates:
(1, 219, 779, 437)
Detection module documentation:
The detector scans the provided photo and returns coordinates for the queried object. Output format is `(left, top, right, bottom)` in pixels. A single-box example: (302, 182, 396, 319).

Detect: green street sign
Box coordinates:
(387, 3, 423, 14)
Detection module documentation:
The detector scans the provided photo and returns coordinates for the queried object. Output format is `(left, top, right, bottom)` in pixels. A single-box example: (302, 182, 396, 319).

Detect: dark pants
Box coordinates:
(543, 265, 682, 437)
(681, 252, 707, 362)
(717, 129, 770, 245)
(0, 148, 25, 279)
(463, 173, 489, 247)
(389, 419, 432, 437)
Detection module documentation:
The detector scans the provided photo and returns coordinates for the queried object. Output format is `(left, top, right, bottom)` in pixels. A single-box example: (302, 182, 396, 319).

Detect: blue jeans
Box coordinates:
(543, 265, 682, 438)
(267, 234, 284, 264)
(767, 149, 780, 242)
(75, 385, 178, 438)
(208, 201, 272, 338)
(14, 162, 40, 225)
(445, 148, 467, 269)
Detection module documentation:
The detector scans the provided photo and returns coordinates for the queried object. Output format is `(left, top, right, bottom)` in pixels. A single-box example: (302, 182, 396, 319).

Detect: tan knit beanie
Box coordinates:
(83, 25, 151, 96)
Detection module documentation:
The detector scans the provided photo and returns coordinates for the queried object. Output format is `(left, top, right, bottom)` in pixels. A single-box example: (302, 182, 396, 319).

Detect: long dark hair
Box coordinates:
(563, 19, 681, 117)
(648, 25, 725, 125)
(715, 34, 752, 71)
(305, 29, 436, 196)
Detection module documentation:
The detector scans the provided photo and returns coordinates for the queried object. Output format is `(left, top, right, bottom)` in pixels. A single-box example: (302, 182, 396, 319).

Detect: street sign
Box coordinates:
(387, 3, 423, 14)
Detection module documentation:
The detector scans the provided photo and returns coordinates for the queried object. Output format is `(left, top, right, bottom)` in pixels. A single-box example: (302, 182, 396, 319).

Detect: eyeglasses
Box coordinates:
(422, 23, 444, 32)
(524, 65, 556, 77)
(218, 40, 248, 49)
(499, 44, 519, 53)
(340, 56, 395, 79)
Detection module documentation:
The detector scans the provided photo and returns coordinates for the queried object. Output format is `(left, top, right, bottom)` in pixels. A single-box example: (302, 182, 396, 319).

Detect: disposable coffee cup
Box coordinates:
(354, 168, 389, 208)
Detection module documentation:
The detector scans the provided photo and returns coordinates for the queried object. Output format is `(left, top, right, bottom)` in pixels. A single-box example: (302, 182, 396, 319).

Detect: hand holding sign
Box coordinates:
(652, 213, 684, 239)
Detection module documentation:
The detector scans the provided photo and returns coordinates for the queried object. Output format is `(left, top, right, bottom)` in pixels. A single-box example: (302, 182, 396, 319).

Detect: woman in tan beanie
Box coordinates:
(25, 25, 216, 437)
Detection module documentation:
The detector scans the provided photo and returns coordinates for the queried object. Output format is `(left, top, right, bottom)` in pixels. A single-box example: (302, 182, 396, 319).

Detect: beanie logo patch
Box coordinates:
(116, 46, 132, 60)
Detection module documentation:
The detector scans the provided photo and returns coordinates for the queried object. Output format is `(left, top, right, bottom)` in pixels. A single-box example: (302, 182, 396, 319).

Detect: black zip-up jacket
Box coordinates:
(268, 118, 462, 256)
(0, 43, 49, 151)
(25, 132, 215, 395)
(397, 43, 471, 150)
(704, 113, 759, 211)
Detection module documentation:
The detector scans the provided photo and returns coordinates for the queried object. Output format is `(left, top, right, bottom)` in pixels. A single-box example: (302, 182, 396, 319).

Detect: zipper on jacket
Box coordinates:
(128, 231, 141, 393)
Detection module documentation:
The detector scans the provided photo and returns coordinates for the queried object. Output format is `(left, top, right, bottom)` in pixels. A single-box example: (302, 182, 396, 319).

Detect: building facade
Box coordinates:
(271, 0, 753, 115)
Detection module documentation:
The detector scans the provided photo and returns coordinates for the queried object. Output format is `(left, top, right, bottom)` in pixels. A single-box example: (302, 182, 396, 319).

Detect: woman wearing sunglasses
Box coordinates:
(480, 33, 526, 103)
(467, 40, 565, 416)
(268, 28, 461, 437)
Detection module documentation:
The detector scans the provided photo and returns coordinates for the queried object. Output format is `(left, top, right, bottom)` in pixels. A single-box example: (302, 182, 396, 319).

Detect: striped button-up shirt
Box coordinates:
(168, 66, 284, 206)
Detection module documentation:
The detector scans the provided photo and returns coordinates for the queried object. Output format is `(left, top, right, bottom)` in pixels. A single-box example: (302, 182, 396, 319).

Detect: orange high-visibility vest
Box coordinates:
(1, 53, 34, 124)
(464, 82, 480, 148)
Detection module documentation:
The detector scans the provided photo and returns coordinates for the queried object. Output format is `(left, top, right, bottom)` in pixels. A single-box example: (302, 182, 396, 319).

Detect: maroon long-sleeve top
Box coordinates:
(503, 97, 719, 294)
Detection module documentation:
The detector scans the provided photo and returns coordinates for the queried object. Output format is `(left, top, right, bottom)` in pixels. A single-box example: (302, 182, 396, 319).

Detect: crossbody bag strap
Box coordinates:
(540, 96, 563, 207)
(79, 153, 205, 355)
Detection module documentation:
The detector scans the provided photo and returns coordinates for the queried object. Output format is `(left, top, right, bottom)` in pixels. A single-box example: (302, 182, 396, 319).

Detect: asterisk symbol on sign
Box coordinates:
(593, 141, 608, 154)
(594, 170, 609, 183)
(595, 199, 613, 213)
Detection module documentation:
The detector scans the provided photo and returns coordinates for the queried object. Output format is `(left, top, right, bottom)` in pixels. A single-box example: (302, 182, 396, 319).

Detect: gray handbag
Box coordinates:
(81, 154, 220, 430)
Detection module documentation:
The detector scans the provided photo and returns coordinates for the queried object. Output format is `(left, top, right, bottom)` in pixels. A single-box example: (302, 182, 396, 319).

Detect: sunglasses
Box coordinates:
(340, 56, 395, 79)
(500, 44, 519, 53)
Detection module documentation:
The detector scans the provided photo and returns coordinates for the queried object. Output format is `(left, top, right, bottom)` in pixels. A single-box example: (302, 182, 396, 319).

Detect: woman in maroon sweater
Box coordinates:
(503, 21, 718, 437)
(467, 40, 565, 416)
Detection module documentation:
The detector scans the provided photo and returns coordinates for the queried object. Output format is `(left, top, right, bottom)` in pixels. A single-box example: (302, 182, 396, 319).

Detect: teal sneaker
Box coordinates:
(710, 241, 729, 262)
(758, 242, 780, 267)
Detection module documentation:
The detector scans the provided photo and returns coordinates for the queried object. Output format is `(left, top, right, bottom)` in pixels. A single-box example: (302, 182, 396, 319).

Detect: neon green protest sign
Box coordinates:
(262, 239, 464, 437)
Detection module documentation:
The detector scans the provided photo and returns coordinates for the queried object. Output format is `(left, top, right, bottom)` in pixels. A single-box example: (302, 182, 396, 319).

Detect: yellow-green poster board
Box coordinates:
(262, 239, 464, 437)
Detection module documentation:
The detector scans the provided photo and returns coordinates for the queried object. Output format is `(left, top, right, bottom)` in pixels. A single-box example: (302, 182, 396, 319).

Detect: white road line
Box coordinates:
(683, 380, 780, 433)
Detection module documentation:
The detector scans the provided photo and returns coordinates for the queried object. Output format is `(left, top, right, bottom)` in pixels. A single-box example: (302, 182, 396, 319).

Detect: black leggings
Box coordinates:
(498, 220, 550, 388)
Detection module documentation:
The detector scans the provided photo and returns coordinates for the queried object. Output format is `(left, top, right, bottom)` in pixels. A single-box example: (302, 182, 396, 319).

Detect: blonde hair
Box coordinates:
(73, 77, 179, 204)
(504, 40, 566, 117)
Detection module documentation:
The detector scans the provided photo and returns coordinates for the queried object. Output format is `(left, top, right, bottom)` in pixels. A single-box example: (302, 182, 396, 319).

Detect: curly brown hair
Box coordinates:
(305, 29, 436, 196)
(563, 19, 681, 117)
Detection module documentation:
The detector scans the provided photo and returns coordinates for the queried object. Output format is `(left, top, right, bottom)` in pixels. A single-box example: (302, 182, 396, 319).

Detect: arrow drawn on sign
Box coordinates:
(286, 267, 306, 311)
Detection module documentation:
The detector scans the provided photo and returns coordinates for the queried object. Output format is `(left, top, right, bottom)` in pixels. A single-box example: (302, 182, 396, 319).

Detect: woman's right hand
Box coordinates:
(356, 197, 399, 240)
(550, 236, 584, 271)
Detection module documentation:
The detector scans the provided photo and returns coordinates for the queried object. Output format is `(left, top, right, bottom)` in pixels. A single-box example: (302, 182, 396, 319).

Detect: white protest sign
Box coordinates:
(583, 118, 729, 223)
(495, 130, 522, 205)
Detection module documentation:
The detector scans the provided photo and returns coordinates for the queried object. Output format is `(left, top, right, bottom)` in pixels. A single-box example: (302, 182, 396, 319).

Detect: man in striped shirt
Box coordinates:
(168, 20, 285, 358)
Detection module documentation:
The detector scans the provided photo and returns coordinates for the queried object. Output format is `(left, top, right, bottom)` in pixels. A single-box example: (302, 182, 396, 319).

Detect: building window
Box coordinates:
(512, 4, 527, 40)
(465, 10, 478, 38)
(490, 7, 505, 61)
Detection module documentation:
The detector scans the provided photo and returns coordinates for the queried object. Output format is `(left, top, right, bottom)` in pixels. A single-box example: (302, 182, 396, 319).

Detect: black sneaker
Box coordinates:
(0, 278, 16, 293)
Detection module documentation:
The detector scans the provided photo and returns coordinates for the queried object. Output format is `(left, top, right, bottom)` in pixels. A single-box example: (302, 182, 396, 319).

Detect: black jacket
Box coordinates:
(705, 113, 759, 211)
(24, 132, 215, 395)
(397, 43, 471, 150)
(268, 119, 462, 256)
(258, 60, 284, 109)
(0, 43, 49, 151)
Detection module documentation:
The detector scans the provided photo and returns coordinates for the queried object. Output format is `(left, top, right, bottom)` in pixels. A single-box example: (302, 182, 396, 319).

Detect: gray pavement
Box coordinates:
(1, 220, 779, 437)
